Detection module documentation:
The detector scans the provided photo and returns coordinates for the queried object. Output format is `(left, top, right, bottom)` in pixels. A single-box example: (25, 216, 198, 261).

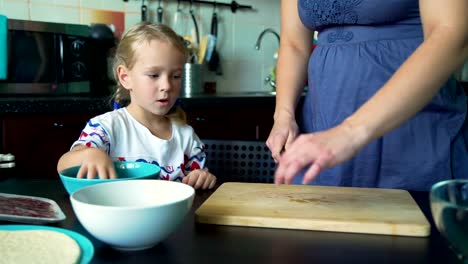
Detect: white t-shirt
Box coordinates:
(71, 108, 206, 182)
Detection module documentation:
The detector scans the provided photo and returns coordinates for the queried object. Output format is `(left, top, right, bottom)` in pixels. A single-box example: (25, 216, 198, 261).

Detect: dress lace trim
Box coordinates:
(299, 0, 363, 43)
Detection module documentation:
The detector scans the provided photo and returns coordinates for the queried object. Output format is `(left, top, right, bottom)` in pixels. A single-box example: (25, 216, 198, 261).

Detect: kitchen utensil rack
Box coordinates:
(123, 0, 253, 13)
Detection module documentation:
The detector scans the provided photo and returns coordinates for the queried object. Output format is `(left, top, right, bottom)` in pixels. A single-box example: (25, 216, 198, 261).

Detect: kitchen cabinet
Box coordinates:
(1, 113, 94, 179)
(186, 106, 275, 141)
(183, 95, 306, 141)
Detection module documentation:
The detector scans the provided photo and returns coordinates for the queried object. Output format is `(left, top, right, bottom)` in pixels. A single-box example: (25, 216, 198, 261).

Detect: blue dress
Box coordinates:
(297, 0, 468, 191)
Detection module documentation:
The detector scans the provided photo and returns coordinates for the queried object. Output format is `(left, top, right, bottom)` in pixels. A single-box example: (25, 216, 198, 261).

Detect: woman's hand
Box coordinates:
(275, 120, 367, 185)
(183, 168, 217, 190)
(266, 112, 300, 163)
(75, 147, 117, 179)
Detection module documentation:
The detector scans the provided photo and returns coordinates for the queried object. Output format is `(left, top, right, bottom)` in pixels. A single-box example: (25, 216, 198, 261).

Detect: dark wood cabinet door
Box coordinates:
(2, 113, 92, 179)
(187, 107, 274, 141)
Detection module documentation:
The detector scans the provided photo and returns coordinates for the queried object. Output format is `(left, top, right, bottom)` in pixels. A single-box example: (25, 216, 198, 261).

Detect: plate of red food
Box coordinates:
(0, 193, 66, 224)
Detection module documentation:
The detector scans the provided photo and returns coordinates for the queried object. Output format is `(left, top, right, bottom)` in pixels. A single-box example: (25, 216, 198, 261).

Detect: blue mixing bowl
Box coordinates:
(59, 161, 161, 195)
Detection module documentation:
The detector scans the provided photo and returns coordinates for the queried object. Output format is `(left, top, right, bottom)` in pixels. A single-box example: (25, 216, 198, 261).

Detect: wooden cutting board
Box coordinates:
(195, 182, 430, 237)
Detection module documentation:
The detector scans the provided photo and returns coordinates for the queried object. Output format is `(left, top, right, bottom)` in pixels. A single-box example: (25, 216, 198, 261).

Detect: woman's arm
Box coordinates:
(267, 0, 314, 160)
(275, 0, 314, 120)
(346, 0, 468, 144)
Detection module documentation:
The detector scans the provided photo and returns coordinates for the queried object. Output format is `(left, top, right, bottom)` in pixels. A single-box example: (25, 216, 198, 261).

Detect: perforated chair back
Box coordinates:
(202, 139, 275, 183)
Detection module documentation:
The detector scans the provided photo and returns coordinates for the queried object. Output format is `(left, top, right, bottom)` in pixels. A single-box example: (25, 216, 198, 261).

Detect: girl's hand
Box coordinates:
(183, 168, 217, 190)
(275, 121, 367, 185)
(266, 112, 299, 163)
(76, 147, 118, 179)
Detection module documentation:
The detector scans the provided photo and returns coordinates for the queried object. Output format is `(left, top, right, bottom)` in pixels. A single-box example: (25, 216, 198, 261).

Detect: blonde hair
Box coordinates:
(111, 22, 188, 124)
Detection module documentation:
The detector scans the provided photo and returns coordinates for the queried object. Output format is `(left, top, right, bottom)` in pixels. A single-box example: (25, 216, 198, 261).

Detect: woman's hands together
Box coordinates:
(266, 112, 300, 163)
(274, 120, 368, 185)
(183, 168, 217, 190)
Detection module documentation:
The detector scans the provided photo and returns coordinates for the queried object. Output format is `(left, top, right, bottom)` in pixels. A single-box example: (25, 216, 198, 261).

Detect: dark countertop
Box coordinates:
(0, 96, 111, 114)
(0, 92, 279, 113)
(0, 178, 462, 264)
(0, 82, 465, 114)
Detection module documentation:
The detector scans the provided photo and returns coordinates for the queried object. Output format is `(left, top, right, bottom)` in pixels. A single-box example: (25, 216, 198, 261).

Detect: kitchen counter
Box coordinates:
(0, 82, 464, 114)
(0, 96, 111, 113)
(0, 178, 462, 264)
(0, 92, 281, 114)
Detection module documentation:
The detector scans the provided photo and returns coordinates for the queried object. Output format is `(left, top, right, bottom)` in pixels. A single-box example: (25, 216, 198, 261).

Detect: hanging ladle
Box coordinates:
(157, 0, 163, 24)
(189, 0, 200, 45)
(141, 0, 147, 22)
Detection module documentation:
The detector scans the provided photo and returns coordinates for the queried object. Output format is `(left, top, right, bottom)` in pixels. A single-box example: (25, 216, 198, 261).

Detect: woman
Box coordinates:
(267, 0, 468, 191)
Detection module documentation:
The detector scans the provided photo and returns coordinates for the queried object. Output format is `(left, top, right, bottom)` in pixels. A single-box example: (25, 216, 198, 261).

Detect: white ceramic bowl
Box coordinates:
(70, 179, 195, 251)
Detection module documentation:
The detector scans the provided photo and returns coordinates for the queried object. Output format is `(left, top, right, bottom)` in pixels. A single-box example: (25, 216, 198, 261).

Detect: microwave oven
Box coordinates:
(0, 19, 108, 95)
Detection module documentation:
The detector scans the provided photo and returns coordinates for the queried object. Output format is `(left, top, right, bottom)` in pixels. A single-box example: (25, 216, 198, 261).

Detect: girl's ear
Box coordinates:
(117, 65, 132, 90)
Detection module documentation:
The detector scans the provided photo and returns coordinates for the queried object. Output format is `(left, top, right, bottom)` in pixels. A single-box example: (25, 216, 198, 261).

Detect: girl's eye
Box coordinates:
(173, 75, 182, 79)
(148, 74, 159, 79)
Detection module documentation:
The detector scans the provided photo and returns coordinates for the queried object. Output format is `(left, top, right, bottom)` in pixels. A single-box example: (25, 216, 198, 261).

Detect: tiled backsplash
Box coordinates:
(0, 0, 281, 93)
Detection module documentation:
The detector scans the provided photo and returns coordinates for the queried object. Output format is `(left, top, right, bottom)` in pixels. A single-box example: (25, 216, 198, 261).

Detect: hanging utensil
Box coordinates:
(173, 0, 189, 37)
(198, 35, 208, 64)
(189, 0, 200, 45)
(141, 0, 147, 22)
(204, 3, 217, 63)
(173, 0, 181, 32)
(210, 4, 218, 37)
(208, 3, 222, 75)
(174, 1, 195, 63)
(157, 0, 163, 24)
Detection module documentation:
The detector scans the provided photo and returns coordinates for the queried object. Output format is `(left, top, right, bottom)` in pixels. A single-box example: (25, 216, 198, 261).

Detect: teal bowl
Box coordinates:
(59, 161, 160, 195)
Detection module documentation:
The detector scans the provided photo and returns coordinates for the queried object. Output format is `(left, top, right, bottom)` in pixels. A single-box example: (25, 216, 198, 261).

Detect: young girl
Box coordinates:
(57, 22, 216, 190)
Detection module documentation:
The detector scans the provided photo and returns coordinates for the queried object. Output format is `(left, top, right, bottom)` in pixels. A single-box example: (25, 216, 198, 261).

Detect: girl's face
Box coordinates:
(119, 39, 185, 117)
